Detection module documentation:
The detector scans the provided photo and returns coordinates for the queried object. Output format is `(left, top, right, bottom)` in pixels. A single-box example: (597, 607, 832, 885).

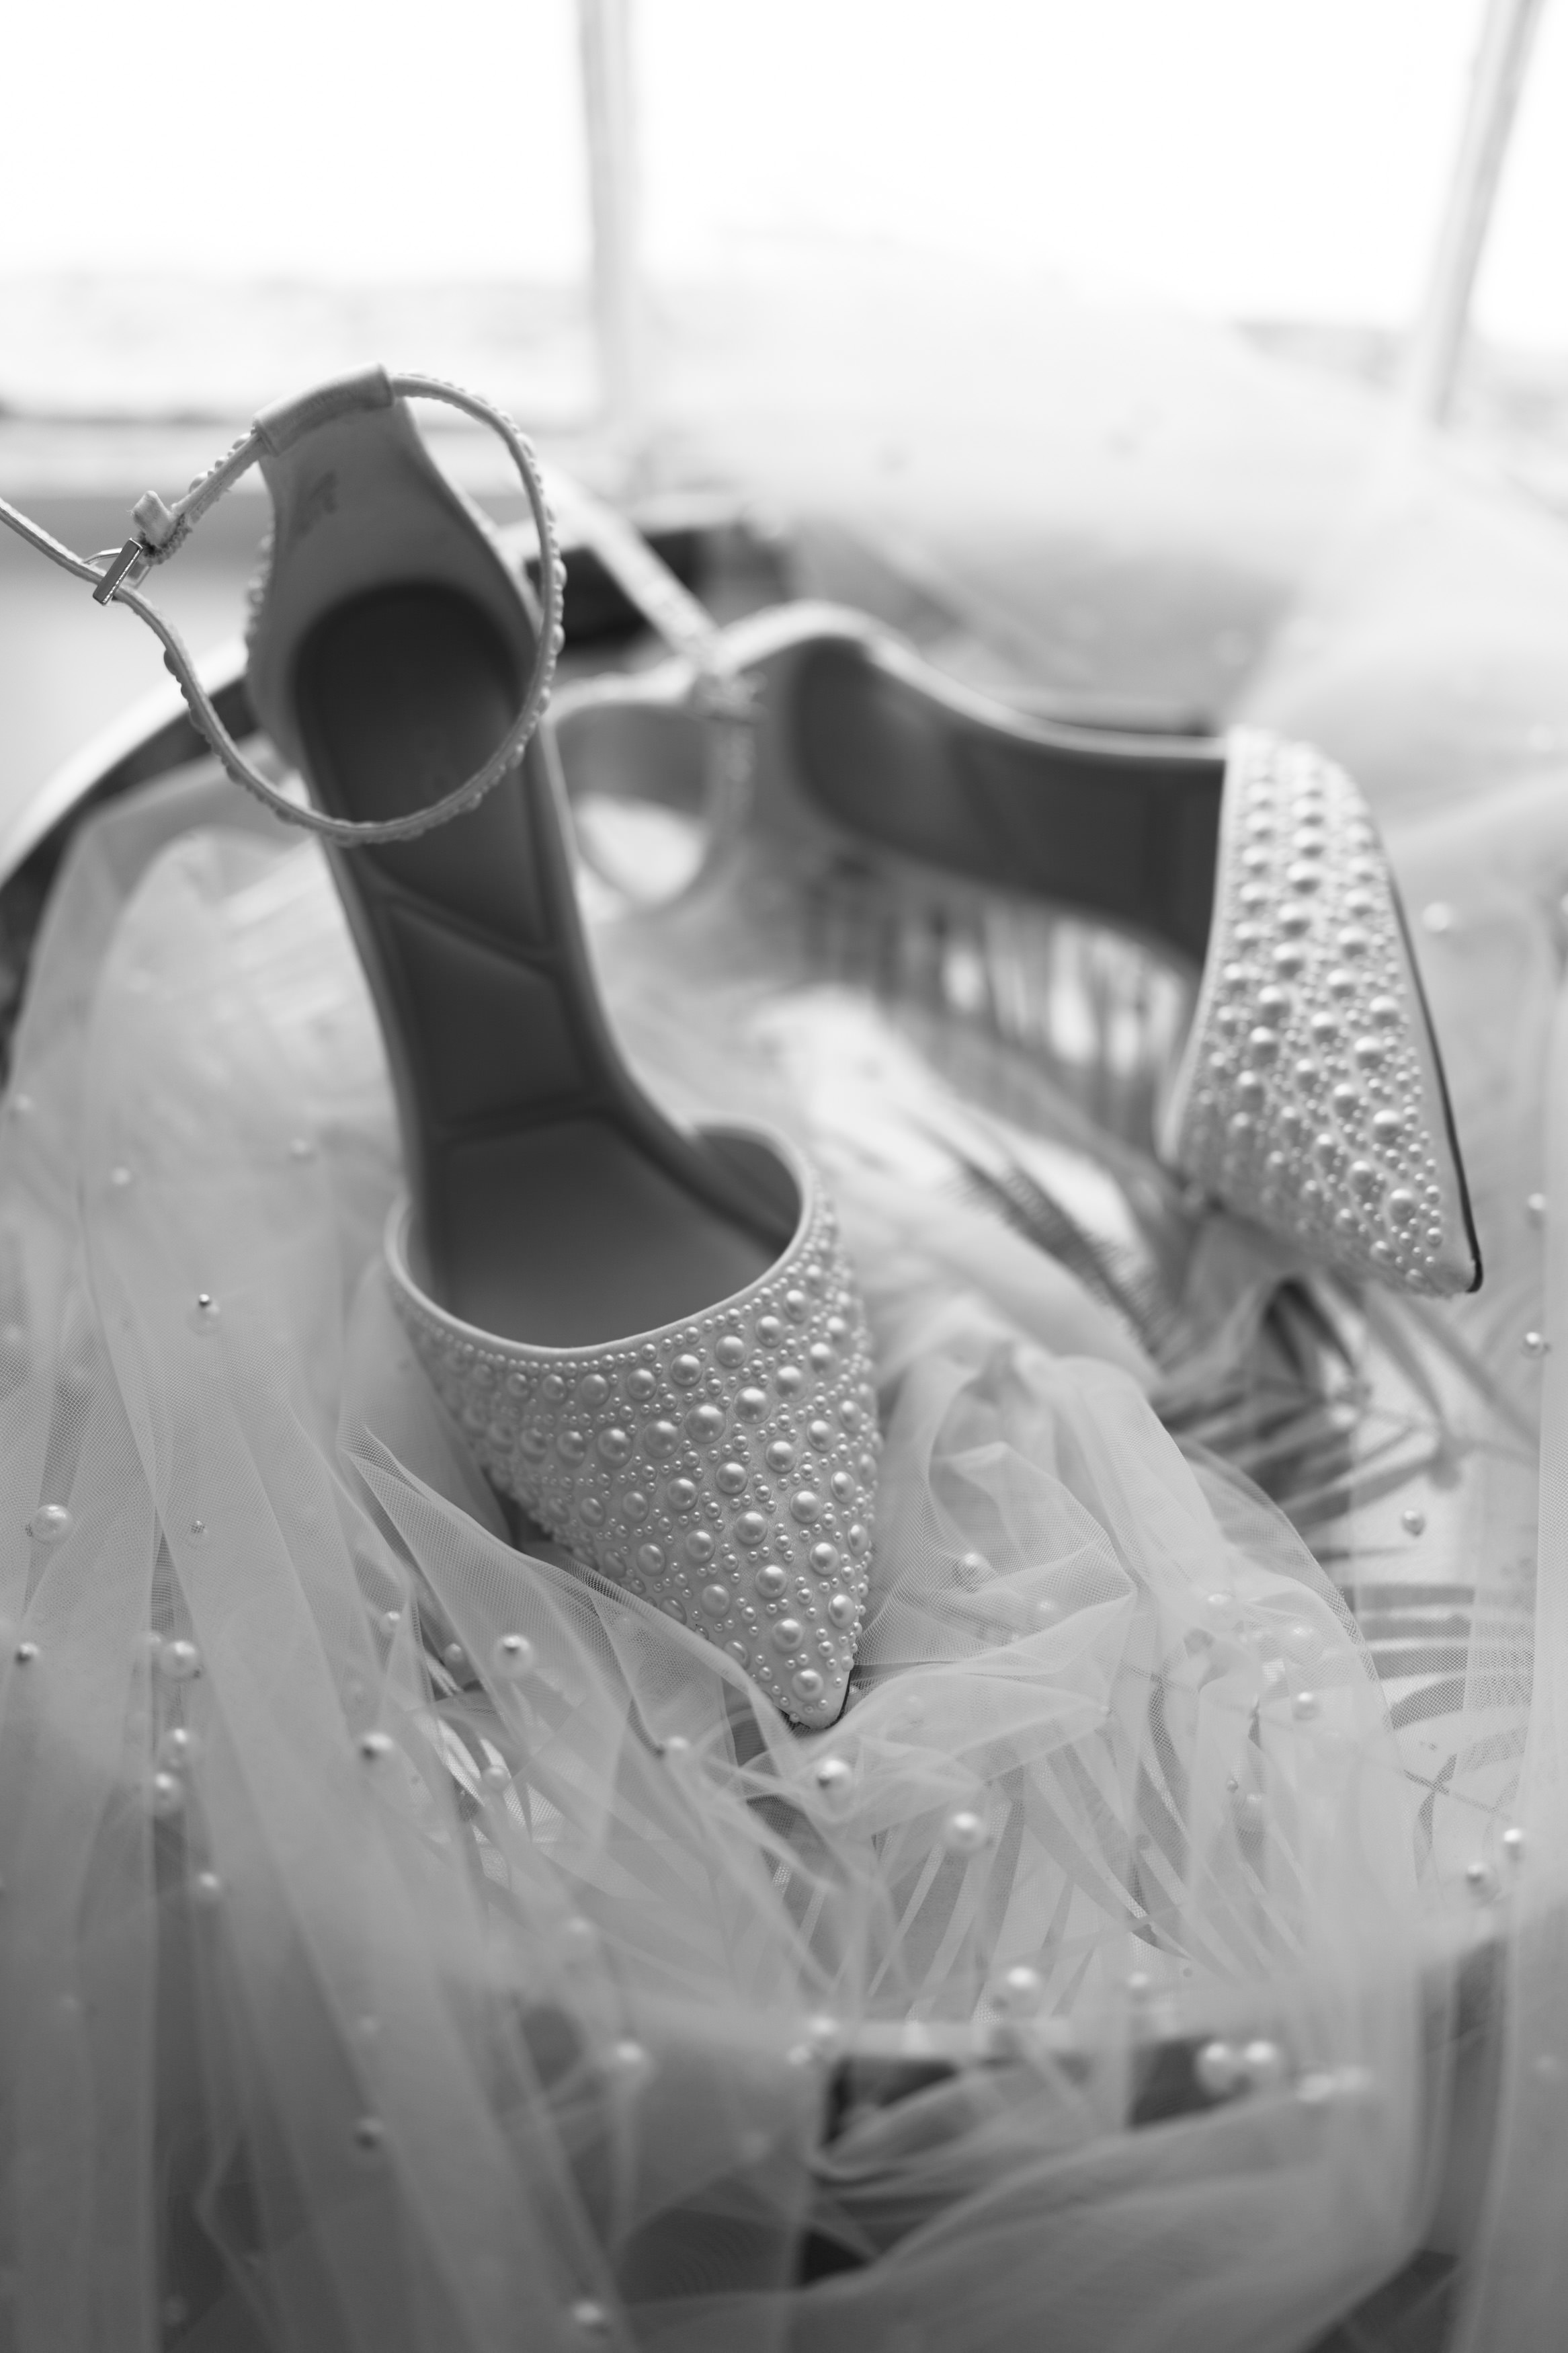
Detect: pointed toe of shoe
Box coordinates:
(1159, 729, 1481, 1299)
(385, 1131, 876, 1728)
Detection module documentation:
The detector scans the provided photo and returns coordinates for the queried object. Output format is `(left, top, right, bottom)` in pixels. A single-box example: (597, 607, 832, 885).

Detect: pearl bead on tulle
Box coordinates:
(492, 1632, 535, 1680)
(610, 2038, 650, 2082)
(1243, 2038, 1286, 2090)
(942, 1808, 989, 1855)
(1194, 2040, 1244, 2098)
(991, 1964, 1044, 2018)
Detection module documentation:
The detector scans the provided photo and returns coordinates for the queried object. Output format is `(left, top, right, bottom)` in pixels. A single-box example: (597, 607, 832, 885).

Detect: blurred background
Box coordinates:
(4, 0, 1568, 826)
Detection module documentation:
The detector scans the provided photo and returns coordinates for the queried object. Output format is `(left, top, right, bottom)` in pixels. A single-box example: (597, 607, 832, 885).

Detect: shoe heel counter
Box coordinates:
(245, 385, 530, 765)
(254, 366, 396, 458)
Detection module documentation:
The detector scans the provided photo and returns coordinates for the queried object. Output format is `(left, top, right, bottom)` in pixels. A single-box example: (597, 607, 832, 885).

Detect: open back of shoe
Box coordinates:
(293, 582, 791, 1347)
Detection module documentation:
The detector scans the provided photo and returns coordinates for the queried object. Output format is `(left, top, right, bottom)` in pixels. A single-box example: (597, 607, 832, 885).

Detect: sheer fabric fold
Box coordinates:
(0, 755, 1545, 2350)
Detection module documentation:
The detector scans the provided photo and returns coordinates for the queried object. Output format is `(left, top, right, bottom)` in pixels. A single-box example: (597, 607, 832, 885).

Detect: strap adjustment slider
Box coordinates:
(91, 537, 153, 606)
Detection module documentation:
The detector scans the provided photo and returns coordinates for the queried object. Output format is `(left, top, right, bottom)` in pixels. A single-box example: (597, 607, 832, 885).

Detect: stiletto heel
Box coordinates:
(550, 581, 1481, 1301)
(0, 372, 876, 1728)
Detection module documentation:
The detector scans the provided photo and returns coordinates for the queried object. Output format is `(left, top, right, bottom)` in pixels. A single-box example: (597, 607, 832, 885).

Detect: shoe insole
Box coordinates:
(790, 638, 1227, 965)
(294, 584, 779, 1348)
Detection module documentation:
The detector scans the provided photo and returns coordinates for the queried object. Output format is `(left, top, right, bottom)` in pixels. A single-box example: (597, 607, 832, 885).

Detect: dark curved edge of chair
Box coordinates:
(506, 1926, 1495, 2338)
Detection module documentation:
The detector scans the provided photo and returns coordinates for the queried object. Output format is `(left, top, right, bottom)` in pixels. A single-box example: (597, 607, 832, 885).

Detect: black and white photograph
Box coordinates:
(1, 3, 1565, 2347)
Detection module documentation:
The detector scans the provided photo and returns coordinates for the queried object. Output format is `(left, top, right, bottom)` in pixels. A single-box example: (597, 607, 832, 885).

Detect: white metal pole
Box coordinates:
(577, 0, 645, 477)
(1403, 0, 1548, 424)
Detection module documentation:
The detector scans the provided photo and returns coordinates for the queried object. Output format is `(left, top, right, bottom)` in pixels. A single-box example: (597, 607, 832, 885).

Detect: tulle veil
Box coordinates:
(0, 671, 1561, 2352)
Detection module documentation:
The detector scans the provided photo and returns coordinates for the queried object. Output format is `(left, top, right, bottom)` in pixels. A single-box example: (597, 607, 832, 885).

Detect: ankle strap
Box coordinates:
(0, 370, 564, 846)
(529, 467, 756, 889)
(539, 465, 747, 717)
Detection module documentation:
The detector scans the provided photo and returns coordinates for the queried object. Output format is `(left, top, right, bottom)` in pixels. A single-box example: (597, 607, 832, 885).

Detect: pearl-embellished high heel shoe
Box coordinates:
(0, 371, 876, 1728)
(550, 589, 1481, 1301)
